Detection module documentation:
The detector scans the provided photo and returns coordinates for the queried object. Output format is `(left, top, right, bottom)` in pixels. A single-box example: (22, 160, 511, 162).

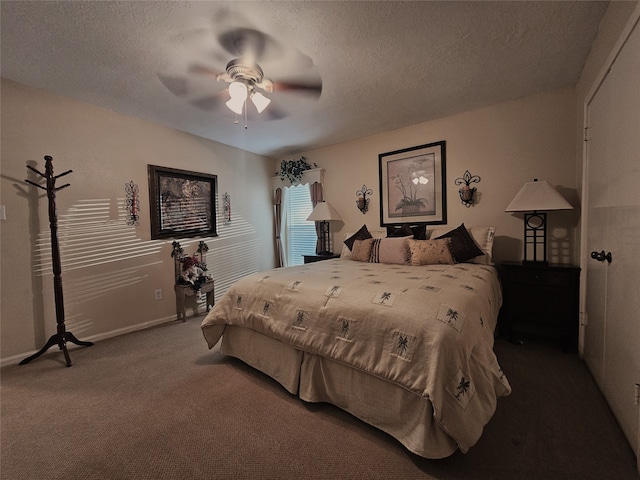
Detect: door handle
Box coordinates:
(590, 250, 612, 263)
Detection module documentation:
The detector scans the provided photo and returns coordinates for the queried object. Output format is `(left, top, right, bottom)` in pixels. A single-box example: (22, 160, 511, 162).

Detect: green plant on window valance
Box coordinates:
(279, 156, 312, 185)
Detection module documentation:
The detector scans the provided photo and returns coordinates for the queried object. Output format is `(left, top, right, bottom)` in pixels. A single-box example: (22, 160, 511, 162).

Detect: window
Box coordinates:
(281, 184, 316, 266)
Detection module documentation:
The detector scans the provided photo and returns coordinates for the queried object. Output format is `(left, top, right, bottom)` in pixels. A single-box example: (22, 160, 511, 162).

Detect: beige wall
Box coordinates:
(282, 86, 580, 264)
(0, 79, 275, 363)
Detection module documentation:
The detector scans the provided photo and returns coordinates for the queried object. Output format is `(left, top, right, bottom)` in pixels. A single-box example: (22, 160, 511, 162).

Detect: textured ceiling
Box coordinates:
(1, 1, 608, 159)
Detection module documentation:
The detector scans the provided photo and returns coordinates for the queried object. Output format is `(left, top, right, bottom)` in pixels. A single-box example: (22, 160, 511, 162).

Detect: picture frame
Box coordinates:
(147, 165, 218, 240)
(379, 141, 447, 226)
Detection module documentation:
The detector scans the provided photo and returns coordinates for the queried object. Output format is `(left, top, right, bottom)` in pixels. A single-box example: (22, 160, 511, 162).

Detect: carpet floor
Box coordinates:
(1, 316, 638, 480)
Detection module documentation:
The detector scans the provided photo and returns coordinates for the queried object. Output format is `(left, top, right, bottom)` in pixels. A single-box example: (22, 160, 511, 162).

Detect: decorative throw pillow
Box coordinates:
(341, 229, 386, 259)
(343, 224, 372, 251)
(406, 238, 455, 265)
(429, 225, 496, 265)
(369, 237, 411, 265)
(387, 223, 427, 240)
(434, 223, 485, 263)
(350, 238, 375, 262)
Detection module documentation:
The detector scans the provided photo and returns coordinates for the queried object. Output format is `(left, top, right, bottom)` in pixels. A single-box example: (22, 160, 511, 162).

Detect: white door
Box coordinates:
(583, 15, 640, 466)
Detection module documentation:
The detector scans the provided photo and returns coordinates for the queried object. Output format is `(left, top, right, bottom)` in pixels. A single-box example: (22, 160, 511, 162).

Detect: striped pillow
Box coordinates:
(369, 237, 411, 265)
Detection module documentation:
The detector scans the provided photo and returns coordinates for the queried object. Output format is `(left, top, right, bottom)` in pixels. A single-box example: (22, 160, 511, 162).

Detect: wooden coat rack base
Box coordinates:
(19, 332, 93, 367)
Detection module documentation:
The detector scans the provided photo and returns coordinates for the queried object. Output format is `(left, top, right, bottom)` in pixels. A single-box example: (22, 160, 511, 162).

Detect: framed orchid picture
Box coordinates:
(378, 141, 447, 226)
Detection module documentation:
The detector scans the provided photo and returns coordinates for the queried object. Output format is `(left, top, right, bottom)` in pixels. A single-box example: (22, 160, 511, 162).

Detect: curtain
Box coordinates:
(273, 187, 284, 267)
(309, 182, 324, 254)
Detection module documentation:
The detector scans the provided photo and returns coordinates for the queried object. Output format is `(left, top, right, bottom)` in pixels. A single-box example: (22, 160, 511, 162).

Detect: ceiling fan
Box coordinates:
(159, 25, 322, 127)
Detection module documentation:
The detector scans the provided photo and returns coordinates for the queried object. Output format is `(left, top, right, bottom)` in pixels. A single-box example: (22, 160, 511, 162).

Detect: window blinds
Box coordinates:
(282, 184, 316, 266)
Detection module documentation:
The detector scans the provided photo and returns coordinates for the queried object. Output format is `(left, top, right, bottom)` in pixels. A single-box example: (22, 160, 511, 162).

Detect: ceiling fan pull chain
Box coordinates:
(244, 101, 248, 129)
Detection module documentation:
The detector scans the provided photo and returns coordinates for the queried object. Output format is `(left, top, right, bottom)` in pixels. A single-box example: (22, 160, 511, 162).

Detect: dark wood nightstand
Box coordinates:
(498, 262, 580, 352)
(303, 253, 341, 264)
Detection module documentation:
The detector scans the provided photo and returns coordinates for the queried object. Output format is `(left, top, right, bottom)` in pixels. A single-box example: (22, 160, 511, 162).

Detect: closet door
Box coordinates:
(584, 16, 640, 463)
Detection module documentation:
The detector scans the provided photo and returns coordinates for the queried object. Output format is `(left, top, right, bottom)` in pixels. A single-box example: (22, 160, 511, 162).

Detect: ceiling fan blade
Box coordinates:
(261, 104, 288, 121)
(217, 27, 282, 64)
(189, 63, 234, 84)
(271, 80, 323, 98)
(157, 74, 189, 97)
(188, 64, 221, 77)
(190, 95, 226, 111)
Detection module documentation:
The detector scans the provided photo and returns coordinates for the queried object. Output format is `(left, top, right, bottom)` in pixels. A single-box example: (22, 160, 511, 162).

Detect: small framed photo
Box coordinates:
(379, 141, 447, 226)
(147, 165, 218, 239)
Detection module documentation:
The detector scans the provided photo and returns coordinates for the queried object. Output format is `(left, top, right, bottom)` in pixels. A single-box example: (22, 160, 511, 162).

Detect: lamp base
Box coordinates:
(523, 212, 548, 264)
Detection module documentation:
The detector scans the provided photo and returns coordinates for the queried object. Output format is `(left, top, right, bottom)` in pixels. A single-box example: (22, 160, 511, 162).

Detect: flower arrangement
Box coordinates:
(279, 156, 312, 185)
(171, 241, 209, 299)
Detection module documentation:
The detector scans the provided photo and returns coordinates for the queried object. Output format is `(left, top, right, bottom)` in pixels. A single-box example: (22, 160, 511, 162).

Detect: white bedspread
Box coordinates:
(202, 259, 511, 452)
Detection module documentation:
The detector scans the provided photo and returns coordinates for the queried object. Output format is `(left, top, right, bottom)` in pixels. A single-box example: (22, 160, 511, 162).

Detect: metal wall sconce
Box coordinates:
(222, 192, 231, 224)
(356, 185, 372, 214)
(454, 171, 481, 207)
(125, 180, 140, 226)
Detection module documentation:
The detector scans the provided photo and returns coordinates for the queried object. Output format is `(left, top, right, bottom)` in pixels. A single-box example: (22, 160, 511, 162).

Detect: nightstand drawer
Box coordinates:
(508, 269, 571, 287)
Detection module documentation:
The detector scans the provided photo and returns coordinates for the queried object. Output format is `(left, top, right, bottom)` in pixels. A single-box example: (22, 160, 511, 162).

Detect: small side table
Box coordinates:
(303, 253, 341, 264)
(175, 279, 215, 321)
(498, 262, 580, 352)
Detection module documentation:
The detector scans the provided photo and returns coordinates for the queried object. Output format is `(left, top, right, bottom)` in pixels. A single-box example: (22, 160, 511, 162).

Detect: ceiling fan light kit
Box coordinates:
(221, 59, 274, 121)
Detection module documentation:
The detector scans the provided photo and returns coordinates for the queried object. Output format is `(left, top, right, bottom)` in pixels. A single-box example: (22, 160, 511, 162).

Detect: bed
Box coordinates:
(201, 224, 511, 458)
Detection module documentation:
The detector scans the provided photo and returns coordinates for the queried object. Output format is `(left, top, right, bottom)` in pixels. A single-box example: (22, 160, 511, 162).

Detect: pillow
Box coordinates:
(343, 224, 372, 251)
(430, 225, 496, 265)
(434, 223, 484, 263)
(369, 237, 411, 265)
(350, 238, 375, 262)
(406, 238, 455, 265)
(467, 225, 496, 265)
(387, 223, 427, 240)
(340, 229, 386, 259)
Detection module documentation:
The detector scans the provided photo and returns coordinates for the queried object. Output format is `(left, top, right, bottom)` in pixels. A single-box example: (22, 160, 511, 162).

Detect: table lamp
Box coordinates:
(306, 201, 342, 255)
(505, 179, 573, 264)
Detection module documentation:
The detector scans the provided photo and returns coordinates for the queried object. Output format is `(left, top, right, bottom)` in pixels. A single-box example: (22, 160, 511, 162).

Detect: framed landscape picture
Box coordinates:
(379, 141, 447, 226)
(147, 165, 218, 239)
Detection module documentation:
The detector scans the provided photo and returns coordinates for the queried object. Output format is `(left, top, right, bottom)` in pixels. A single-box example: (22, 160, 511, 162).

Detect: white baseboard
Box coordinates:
(0, 315, 176, 368)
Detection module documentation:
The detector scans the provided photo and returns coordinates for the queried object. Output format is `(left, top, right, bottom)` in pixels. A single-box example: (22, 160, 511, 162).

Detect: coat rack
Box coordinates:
(20, 155, 93, 367)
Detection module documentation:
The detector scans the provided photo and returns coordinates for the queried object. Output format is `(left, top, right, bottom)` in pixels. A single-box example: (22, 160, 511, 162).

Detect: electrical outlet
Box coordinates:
(154, 289, 162, 300)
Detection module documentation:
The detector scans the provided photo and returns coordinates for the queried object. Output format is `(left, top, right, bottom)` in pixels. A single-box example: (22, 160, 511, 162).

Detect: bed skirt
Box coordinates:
(220, 325, 458, 458)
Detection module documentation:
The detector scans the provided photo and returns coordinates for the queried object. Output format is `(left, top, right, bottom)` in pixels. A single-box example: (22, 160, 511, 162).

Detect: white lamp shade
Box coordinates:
(251, 92, 271, 113)
(225, 97, 245, 115)
(306, 201, 342, 222)
(228, 81, 248, 101)
(505, 179, 573, 212)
